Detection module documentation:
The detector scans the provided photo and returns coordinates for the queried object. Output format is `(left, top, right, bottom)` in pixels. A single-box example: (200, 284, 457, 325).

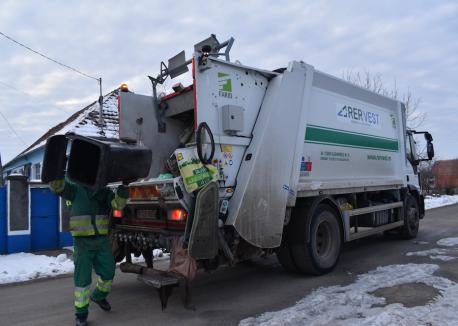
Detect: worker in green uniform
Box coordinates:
(50, 178, 128, 326)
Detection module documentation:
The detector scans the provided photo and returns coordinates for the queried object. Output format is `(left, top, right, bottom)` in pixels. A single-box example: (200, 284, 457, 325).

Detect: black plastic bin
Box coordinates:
(67, 135, 152, 189)
(41, 135, 68, 183)
(41, 134, 152, 189)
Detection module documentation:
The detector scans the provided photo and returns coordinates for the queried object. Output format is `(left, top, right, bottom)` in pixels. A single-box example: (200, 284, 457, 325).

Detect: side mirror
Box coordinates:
(427, 141, 434, 160)
(424, 132, 433, 142)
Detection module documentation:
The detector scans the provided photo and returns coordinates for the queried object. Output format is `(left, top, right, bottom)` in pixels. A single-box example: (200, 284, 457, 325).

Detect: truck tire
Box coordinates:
(400, 194, 420, 239)
(290, 204, 342, 275)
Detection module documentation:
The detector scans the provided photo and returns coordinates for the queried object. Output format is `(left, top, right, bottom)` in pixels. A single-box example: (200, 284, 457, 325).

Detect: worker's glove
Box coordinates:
(111, 185, 128, 210)
(49, 179, 65, 194)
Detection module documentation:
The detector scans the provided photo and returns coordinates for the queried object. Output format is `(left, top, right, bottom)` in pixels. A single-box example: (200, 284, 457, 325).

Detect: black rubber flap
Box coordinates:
(189, 181, 219, 260)
(41, 135, 68, 183)
(67, 135, 152, 189)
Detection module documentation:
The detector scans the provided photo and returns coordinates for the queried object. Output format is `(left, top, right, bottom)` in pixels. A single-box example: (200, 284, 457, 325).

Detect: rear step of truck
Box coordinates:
(138, 274, 180, 310)
(120, 262, 181, 310)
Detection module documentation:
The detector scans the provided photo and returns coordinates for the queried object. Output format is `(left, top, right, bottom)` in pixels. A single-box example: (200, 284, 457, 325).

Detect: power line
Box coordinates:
(0, 80, 30, 96)
(0, 31, 99, 81)
(0, 79, 70, 113)
(0, 110, 27, 146)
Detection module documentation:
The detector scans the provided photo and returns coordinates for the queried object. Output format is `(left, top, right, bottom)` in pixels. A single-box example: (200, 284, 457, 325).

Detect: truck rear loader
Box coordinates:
(42, 35, 435, 306)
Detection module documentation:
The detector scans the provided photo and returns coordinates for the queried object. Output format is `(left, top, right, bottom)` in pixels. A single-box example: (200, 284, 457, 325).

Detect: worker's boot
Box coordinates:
(75, 315, 88, 326)
(90, 296, 111, 312)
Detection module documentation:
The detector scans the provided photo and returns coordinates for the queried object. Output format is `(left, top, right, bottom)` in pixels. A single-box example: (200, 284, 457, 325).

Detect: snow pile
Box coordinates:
(437, 237, 458, 247)
(153, 249, 165, 258)
(425, 195, 458, 210)
(240, 263, 458, 326)
(0, 253, 74, 285)
(406, 248, 455, 261)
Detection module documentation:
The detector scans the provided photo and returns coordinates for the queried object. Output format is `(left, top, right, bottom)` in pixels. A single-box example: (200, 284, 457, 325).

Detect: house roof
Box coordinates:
(5, 89, 119, 167)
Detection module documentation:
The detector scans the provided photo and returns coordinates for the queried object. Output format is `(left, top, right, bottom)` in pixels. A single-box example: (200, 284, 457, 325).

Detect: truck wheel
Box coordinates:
(291, 204, 342, 275)
(400, 194, 419, 239)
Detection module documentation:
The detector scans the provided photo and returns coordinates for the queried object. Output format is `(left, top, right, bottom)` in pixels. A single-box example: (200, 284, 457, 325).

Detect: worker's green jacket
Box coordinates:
(58, 180, 114, 237)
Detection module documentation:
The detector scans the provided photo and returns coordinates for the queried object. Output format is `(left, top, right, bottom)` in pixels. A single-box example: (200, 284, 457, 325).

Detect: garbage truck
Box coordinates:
(42, 34, 435, 306)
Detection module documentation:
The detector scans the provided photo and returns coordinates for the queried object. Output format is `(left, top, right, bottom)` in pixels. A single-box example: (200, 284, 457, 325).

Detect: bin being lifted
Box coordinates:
(49, 34, 435, 305)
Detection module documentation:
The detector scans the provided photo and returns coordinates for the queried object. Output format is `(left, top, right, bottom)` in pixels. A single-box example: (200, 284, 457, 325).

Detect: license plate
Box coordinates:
(135, 209, 158, 219)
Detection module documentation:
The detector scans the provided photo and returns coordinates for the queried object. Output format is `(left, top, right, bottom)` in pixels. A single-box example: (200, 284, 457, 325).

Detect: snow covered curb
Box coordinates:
(425, 195, 458, 210)
(0, 253, 74, 285)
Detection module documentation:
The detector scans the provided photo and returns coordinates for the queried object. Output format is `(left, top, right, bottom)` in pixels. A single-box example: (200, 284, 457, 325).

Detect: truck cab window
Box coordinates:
(406, 133, 417, 164)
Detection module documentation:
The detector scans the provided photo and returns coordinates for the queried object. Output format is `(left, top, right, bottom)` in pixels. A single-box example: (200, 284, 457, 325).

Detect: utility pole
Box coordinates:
(98, 77, 104, 130)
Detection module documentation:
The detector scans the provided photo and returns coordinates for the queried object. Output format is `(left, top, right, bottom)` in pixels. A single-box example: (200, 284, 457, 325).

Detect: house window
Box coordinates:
(12, 167, 24, 175)
(24, 163, 32, 178)
(33, 163, 41, 181)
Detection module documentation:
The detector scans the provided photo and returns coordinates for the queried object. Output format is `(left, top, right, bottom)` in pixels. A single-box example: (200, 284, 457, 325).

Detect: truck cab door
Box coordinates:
(405, 132, 420, 188)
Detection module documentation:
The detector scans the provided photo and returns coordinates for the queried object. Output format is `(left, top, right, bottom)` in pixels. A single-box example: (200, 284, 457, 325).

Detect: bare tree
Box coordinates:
(418, 158, 437, 195)
(342, 70, 426, 128)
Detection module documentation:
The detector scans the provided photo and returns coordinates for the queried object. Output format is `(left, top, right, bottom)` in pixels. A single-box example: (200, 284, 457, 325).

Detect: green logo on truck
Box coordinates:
(218, 72, 232, 98)
(337, 104, 380, 129)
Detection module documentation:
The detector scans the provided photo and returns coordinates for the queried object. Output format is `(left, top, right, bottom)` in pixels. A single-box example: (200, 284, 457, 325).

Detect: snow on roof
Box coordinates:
(18, 89, 119, 158)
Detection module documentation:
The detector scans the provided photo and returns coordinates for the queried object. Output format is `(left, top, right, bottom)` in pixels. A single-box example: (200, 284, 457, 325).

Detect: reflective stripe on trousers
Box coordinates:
(74, 285, 90, 309)
(70, 215, 109, 236)
(96, 277, 113, 293)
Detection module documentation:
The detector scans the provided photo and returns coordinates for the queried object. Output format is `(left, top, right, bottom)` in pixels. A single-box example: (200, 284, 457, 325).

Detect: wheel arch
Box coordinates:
(297, 196, 345, 244)
(405, 185, 425, 219)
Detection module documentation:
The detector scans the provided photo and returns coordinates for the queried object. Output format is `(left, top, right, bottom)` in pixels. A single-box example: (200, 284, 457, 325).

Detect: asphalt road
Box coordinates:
(1, 204, 458, 326)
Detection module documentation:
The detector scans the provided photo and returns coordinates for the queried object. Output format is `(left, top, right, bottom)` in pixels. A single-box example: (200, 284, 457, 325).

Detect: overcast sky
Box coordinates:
(0, 0, 457, 163)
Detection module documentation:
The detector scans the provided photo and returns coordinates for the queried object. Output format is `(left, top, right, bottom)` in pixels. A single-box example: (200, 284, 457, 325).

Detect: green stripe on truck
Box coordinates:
(305, 126, 399, 152)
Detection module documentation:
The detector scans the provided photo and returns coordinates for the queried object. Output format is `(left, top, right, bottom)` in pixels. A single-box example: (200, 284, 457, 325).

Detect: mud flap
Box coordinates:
(188, 182, 219, 260)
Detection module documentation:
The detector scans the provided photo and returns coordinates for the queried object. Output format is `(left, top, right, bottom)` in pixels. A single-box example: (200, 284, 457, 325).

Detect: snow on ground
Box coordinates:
(242, 237, 458, 325)
(406, 248, 457, 261)
(425, 195, 458, 210)
(240, 263, 458, 326)
(0, 249, 170, 285)
(0, 253, 74, 285)
(437, 237, 458, 247)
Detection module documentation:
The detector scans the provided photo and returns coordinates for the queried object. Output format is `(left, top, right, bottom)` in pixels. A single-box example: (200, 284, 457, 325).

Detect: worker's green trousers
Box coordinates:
(73, 236, 115, 316)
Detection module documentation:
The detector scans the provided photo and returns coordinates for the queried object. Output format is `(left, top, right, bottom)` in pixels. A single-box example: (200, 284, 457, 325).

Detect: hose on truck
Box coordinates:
(196, 122, 215, 165)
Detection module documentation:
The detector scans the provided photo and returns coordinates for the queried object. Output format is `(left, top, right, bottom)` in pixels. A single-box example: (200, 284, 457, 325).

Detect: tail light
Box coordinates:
(168, 208, 187, 222)
(113, 209, 123, 218)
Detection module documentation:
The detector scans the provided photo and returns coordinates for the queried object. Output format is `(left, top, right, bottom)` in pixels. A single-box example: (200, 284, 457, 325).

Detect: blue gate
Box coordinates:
(30, 187, 59, 251)
(0, 187, 6, 254)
